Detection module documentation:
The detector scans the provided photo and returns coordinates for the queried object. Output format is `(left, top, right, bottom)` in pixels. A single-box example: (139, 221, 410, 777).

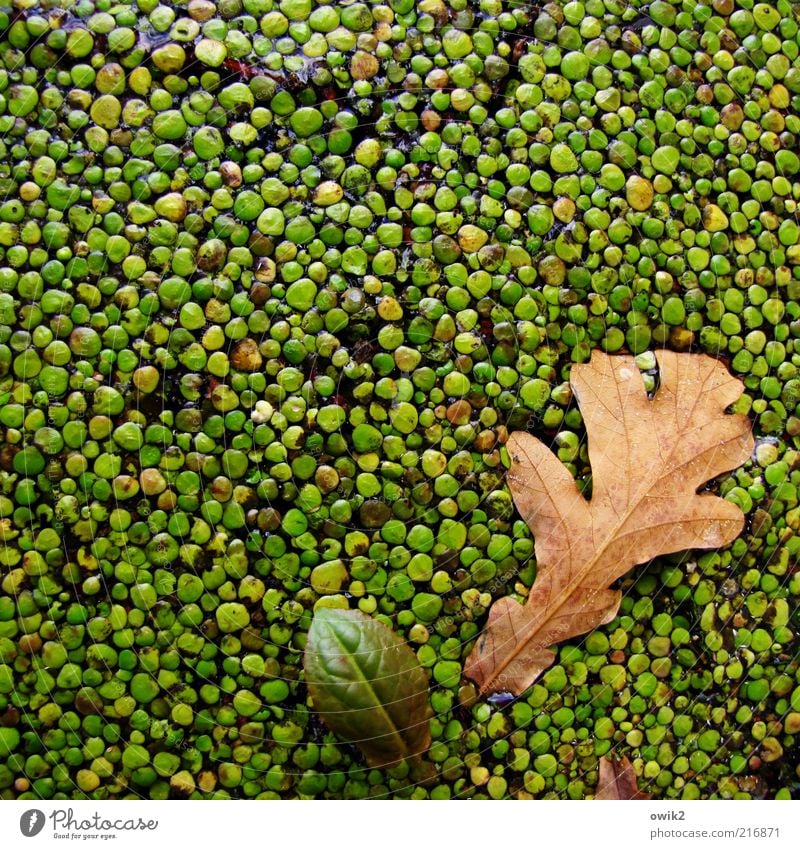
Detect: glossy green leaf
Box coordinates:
(304, 608, 431, 768)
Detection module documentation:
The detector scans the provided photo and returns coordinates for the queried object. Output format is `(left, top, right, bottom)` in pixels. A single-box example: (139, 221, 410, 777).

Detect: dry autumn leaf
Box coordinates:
(595, 756, 650, 800)
(465, 350, 754, 695)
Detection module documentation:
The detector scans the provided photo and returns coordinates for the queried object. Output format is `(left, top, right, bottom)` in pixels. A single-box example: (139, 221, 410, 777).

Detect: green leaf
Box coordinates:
(304, 608, 432, 768)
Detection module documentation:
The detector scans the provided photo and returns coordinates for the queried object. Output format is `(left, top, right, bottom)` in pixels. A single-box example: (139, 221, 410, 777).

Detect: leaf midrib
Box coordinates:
(326, 622, 407, 758)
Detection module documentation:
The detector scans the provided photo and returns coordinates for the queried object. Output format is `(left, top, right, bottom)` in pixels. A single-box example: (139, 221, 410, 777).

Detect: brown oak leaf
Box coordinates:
(465, 350, 754, 694)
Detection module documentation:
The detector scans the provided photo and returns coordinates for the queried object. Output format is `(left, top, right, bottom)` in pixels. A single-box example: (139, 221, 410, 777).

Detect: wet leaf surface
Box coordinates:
(304, 608, 431, 768)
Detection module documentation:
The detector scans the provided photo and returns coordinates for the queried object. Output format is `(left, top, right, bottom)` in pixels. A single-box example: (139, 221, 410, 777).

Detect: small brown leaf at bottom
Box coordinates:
(596, 756, 650, 800)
